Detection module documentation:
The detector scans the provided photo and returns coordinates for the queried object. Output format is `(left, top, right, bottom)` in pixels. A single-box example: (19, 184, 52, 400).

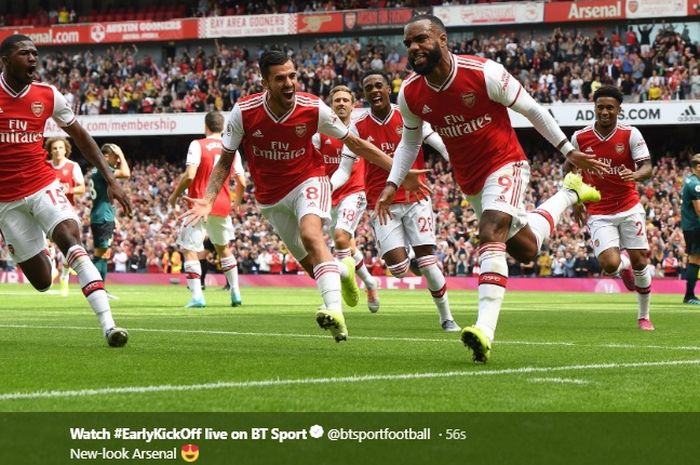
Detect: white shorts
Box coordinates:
(177, 215, 235, 252)
(467, 161, 530, 240)
(588, 204, 649, 257)
(258, 176, 332, 261)
(331, 191, 367, 236)
(370, 198, 435, 257)
(0, 180, 80, 263)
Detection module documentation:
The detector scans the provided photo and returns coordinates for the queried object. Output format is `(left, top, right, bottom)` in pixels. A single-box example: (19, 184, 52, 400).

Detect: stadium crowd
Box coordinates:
(3, 142, 689, 280)
(1, 7, 698, 280)
(0, 1, 541, 27)
(33, 18, 700, 119)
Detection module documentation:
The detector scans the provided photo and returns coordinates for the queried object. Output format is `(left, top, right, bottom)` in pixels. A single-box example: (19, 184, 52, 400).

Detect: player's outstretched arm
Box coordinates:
(385, 88, 428, 188)
(63, 122, 132, 217)
(484, 60, 607, 174)
(422, 125, 450, 162)
(330, 154, 355, 192)
(343, 132, 393, 171)
(343, 132, 429, 194)
(180, 148, 235, 226)
(168, 165, 197, 208)
(232, 171, 246, 213)
(514, 93, 606, 174)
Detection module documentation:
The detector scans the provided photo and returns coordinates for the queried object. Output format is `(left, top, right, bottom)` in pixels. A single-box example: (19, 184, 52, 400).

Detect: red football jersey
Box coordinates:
(0, 75, 76, 201)
(52, 159, 83, 205)
(400, 54, 526, 195)
(222, 92, 348, 205)
(186, 136, 244, 217)
(572, 124, 650, 215)
(313, 132, 365, 206)
(352, 105, 425, 209)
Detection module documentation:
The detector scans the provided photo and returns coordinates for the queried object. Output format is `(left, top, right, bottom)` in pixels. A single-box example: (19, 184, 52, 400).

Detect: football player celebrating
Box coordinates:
(48, 136, 85, 296)
(569, 85, 654, 330)
(0, 35, 130, 346)
(169, 111, 247, 308)
(333, 71, 458, 331)
(377, 15, 607, 362)
(182, 50, 427, 343)
(312, 85, 380, 313)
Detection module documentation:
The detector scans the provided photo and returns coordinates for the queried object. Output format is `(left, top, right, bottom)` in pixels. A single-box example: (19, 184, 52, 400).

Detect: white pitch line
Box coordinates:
(1, 323, 700, 352)
(0, 359, 697, 401)
(528, 377, 591, 385)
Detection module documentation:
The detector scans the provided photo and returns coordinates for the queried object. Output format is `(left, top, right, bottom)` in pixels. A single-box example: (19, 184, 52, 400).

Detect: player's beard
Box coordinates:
(409, 45, 442, 75)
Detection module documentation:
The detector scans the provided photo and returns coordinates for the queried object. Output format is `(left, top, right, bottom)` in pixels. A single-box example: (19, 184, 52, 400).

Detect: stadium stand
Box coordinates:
(0, 1, 698, 281)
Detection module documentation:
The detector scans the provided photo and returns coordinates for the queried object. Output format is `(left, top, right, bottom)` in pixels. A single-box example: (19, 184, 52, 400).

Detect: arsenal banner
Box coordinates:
(434, 2, 544, 27)
(296, 12, 344, 34)
(544, 1, 626, 23)
(626, 0, 688, 18)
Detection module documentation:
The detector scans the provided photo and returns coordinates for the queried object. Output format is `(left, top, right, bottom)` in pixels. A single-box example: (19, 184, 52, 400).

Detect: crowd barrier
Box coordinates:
(0, 271, 687, 294)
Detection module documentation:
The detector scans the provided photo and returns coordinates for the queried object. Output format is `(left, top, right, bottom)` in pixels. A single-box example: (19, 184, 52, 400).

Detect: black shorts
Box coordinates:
(683, 229, 700, 255)
(91, 222, 115, 249)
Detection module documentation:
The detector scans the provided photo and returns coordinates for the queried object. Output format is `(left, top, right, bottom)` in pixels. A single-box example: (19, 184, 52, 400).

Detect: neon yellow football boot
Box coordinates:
(460, 326, 492, 363)
(315, 308, 348, 343)
(563, 172, 601, 203)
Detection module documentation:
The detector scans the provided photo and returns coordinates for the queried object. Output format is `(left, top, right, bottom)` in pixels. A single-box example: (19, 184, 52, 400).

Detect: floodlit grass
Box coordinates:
(1, 284, 699, 412)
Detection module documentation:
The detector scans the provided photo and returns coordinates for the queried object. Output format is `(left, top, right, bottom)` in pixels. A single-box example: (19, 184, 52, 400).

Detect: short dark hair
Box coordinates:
(593, 85, 623, 104)
(361, 70, 390, 87)
(259, 50, 290, 79)
(406, 14, 446, 34)
(205, 111, 224, 133)
(0, 34, 33, 57)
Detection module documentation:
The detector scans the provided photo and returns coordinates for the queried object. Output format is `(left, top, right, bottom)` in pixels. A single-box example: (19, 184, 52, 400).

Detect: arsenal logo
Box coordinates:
(628, 0, 638, 13)
(31, 101, 44, 117)
(395, 125, 403, 135)
(615, 143, 625, 154)
(295, 124, 307, 137)
(461, 92, 476, 108)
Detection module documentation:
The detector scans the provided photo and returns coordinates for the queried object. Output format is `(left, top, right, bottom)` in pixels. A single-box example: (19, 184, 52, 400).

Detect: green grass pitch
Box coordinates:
(0, 284, 699, 412)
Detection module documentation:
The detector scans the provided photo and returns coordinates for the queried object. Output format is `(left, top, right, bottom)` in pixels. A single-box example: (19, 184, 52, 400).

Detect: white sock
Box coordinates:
(66, 245, 115, 333)
(353, 250, 374, 288)
(475, 243, 508, 342)
(184, 260, 203, 300)
(417, 255, 453, 322)
(314, 261, 342, 311)
(388, 258, 410, 278)
(634, 266, 652, 319)
(527, 190, 578, 249)
(334, 248, 352, 259)
(220, 255, 240, 295)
